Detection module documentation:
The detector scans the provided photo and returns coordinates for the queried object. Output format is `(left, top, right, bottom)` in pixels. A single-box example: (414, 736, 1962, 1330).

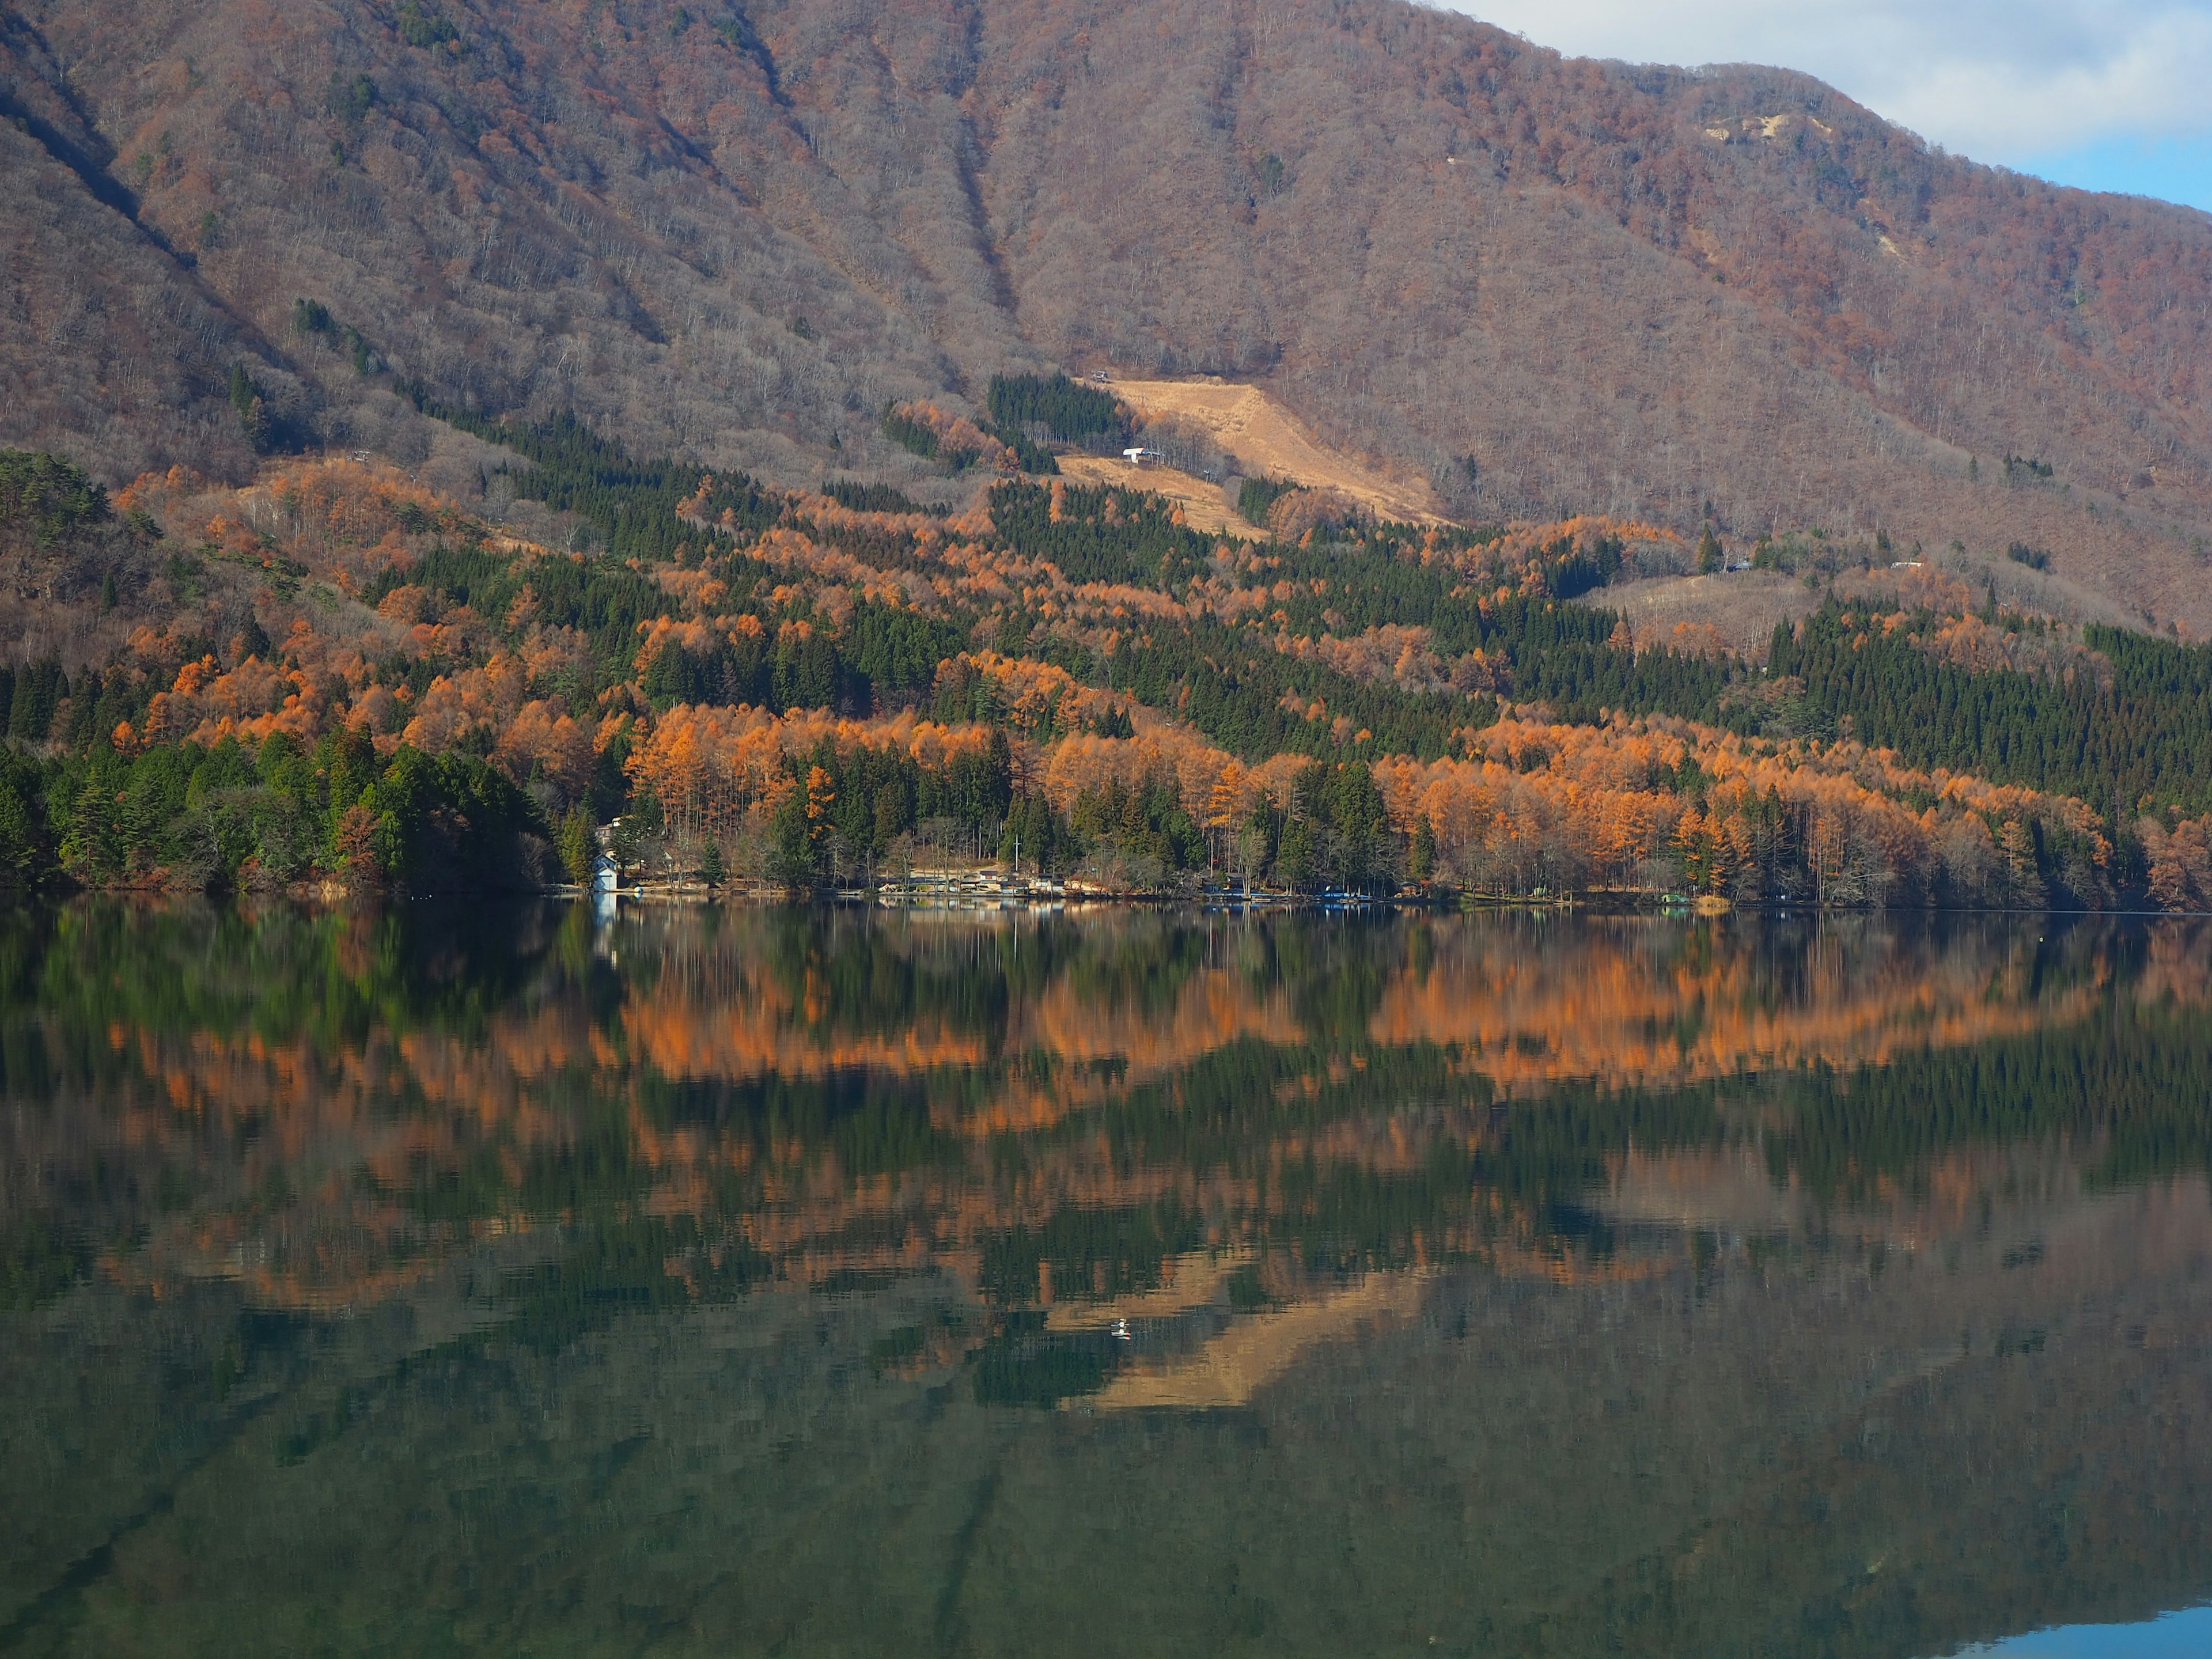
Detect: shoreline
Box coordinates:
(16, 871, 2204, 918)
(543, 874, 2189, 918)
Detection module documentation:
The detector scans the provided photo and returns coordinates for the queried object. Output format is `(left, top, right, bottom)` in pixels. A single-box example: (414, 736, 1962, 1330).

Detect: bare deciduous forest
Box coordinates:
(5, 0, 2212, 628)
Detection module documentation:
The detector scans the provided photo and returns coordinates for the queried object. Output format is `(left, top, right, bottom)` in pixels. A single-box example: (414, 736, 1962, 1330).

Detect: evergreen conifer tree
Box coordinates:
(558, 808, 594, 884)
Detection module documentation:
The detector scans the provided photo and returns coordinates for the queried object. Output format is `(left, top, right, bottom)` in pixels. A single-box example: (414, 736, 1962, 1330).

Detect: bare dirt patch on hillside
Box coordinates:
(1056, 453, 1261, 541)
(1109, 379, 1449, 525)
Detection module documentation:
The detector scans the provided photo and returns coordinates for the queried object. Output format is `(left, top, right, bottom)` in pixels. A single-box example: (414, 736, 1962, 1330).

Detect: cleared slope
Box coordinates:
(1054, 452, 1262, 540)
(1112, 378, 1448, 524)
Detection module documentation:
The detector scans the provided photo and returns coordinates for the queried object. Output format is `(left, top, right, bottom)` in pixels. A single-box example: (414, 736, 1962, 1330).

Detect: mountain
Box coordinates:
(5, 0, 2212, 634)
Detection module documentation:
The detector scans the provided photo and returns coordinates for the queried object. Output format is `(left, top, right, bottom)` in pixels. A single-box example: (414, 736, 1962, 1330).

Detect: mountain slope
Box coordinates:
(6, 0, 2212, 628)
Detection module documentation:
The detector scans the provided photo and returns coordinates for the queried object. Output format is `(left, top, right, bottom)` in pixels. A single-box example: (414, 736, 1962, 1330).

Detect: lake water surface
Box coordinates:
(2, 901, 2209, 1657)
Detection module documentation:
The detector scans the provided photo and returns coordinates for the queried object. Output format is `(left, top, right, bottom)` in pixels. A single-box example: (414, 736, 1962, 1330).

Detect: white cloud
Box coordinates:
(1447, 2, 2212, 166)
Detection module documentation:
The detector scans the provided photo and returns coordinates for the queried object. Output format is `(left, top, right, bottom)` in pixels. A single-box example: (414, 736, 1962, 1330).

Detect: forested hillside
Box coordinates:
(5, 379, 2212, 907)
(5, 0, 2212, 631)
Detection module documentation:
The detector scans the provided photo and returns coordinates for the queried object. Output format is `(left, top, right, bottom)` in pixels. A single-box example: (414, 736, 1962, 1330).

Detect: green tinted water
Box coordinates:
(1, 901, 2207, 1657)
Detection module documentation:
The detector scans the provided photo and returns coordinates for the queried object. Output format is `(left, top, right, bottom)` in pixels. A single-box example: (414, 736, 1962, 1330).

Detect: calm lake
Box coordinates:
(2, 901, 2209, 1657)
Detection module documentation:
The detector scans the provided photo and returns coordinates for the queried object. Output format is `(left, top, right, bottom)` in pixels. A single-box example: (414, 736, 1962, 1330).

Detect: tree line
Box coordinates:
(1770, 603, 2212, 815)
(0, 726, 547, 895)
(985, 372, 1129, 447)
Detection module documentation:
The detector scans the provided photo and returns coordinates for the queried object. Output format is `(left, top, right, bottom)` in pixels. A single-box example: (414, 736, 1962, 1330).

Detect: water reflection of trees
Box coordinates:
(4, 902, 2209, 1325)
(6, 904, 2212, 1656)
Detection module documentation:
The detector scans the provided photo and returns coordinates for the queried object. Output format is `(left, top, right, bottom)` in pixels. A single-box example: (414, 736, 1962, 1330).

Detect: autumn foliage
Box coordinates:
(7, 433, 2212, 906)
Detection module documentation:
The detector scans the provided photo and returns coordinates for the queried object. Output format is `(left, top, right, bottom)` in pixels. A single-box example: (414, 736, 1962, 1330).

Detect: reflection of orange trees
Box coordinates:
(94, 1018, 576, 1310)
(1604, 1141, 2057, 1245)
(602, 938, 1299, 1139)
(1021, 970, 1300, 1083)
(729, 1098, 1691, 1326)
(606, 922, 2133, 1291)
(46, 911, 2196, 1319)
(619, 978, 990, 1086)
(1368, 921, 2104, 1094)
(725, 1107, 1486, 1298)
(2134, 919, 2212, 1005)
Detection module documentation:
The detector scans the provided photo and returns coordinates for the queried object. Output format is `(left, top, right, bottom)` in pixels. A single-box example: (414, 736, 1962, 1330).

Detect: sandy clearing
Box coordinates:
(1056, 452, 1262, 541)
(1108, 377, 1450, 525)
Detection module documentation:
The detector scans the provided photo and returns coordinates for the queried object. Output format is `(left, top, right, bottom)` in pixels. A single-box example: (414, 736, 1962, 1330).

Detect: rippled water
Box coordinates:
(2, 900, 2209, 1657)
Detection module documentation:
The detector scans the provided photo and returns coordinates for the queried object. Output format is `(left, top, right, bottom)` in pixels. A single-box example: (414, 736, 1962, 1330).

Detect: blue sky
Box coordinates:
(1452, 2, 2212, 213)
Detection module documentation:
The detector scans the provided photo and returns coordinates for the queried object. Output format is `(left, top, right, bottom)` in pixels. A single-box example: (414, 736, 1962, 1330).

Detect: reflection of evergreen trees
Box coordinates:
(0, 897, 554, 1073)
(492, 1215, 772, 1353)
(7, 907, 2212, 1658)
(10, 904, 2212, 1327)
(969, 1310, 1117, 1407)
(1756, 1001, 2212, 1198)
